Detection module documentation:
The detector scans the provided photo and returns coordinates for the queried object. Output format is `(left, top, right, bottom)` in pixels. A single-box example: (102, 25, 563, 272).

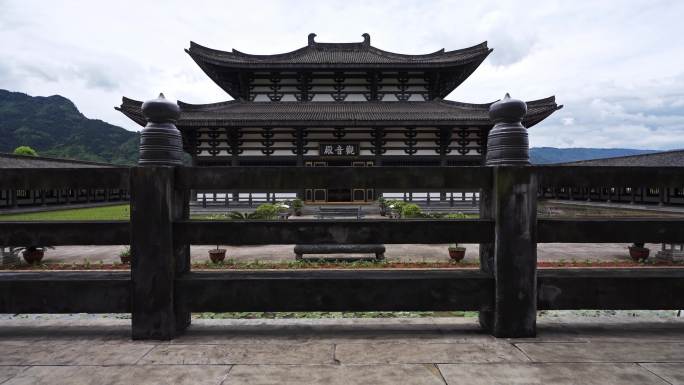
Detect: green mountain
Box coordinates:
(529, 147, 657, 164)
(0, 89, 138, 165)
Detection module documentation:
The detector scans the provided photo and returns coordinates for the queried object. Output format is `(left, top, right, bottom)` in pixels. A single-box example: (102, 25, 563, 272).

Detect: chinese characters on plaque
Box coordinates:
(319, 143, 359, 156)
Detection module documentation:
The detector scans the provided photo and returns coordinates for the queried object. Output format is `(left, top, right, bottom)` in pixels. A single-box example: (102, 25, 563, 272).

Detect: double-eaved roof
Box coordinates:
(117, 96, 561, 128)
(118, 34, 562, 131)
(187, 33, 491, 68)
(186, 33, 493, 99)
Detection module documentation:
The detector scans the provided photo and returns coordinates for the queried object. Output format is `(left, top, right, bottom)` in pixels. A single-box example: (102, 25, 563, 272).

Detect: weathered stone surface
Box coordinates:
(439, 363, 668, 385)
(641, 363, 684, 384)
(516, 342, 684, 362)
(170, 318, 493, 345)
(3, 365, 231, 385)
(140, 343, 334, 365)
(562, 322, 684, 342)
(335, 342, 528, 364)
(222, 364, 446, 385)
(0, 342, 154, 365)
(0, 367, 26, 383)
(0, 320, 133, 343)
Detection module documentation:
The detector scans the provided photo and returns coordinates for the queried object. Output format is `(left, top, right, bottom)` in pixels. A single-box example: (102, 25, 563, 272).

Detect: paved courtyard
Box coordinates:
(36, 242, 661, 265)
(0, 314, 681, 384)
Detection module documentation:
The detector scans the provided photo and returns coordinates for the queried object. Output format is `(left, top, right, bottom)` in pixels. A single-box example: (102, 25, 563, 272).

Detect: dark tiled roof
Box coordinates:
(117, 97, 561, 128)
(185, 34, 494, 99)
(561, 150, 684, 167)
(0, 153, 116, 168)
(186, 34, 492, 68)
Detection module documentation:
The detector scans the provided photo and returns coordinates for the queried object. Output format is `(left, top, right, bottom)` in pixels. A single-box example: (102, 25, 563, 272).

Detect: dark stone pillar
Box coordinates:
(10, 190, 17, 208)
(131, 93, 187, 340)
(483, 93, 537, 338)
(478, 186, 494, 332)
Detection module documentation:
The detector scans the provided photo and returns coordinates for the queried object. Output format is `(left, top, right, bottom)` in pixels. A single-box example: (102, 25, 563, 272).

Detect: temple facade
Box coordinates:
(118, 33, 561, 203)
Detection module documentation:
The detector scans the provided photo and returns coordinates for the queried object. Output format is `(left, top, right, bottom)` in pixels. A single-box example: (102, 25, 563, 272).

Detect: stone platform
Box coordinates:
(0, 314, 682, 384)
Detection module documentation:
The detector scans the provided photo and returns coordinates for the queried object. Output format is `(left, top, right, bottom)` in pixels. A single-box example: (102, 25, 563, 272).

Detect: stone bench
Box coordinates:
(294, 244, 385, 260)
(316, 207, 363, 219)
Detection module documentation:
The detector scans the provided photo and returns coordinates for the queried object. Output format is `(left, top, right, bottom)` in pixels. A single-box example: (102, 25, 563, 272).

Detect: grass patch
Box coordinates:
(196, 259, 478, 269)
(0, 204, 130, 221)
(193, 311, 478, 319)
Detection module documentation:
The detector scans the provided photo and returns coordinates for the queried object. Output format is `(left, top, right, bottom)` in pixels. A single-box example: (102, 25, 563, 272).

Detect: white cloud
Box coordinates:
(0, 0, 682, 150)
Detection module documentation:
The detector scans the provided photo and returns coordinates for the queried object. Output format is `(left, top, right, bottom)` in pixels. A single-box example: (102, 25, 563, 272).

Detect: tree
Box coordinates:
(13, 146, 38, 156)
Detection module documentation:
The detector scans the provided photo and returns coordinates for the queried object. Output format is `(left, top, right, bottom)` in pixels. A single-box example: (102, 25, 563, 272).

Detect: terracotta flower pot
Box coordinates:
(22, 249, 45, 264)
(448, 248, 466, 262)
(209, 249, 227, 263)
(628, 246, 650, 262)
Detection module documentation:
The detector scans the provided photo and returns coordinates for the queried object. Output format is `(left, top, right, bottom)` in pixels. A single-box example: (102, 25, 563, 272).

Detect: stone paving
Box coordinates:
(0, 314, 682, 384)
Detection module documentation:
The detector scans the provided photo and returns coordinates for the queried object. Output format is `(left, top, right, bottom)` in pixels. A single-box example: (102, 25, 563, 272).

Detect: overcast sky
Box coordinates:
(1, 0, 683, 149)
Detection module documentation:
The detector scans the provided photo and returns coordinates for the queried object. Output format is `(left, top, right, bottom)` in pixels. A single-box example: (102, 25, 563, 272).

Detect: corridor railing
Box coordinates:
(1, 94, 682, 340)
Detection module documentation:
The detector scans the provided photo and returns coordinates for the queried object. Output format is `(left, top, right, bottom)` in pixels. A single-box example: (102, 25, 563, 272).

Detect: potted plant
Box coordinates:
(378, 197, 388, 216)
(209, 245, 226, 263)
(119, 247, 131, 264)
(448, 243, 466, 262)
(628, 242, 650, 261)
(17, 246, 54, 264)
(291, 198, 303, 216)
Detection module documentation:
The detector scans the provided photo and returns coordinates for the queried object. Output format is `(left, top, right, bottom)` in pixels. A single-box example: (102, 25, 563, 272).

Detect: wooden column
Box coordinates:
(478, 186, 494, 332)
(9, 190, 17, 208)
(173, 181, 191, 332)
(131, 167, 180, 339)
(483, 93, 537, 338)
(130, 93, 187, 340)
(491, 167, 537, 337)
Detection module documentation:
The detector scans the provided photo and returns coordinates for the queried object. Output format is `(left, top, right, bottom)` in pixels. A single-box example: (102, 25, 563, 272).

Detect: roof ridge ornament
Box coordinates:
(362, 33, 370, 47)
(308, 33, 317, 46)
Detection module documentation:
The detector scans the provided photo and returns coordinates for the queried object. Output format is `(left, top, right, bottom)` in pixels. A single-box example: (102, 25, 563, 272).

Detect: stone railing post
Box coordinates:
(483, 93, 537, 338)
(130, 93, 189, 340)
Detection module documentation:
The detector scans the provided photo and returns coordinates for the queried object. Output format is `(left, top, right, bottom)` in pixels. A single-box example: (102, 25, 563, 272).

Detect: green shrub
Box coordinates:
(291, 198, 303, 210)
(13, 146, 38, 156)
(253, 203, 279, 219)
(385, 200, 407, 211)
(119, 247, 131, 258)
(377, 196, 387, 208)
(228, 211, 250, 220)
(401, 203, 421, 218)
(444, 212, 467, 219)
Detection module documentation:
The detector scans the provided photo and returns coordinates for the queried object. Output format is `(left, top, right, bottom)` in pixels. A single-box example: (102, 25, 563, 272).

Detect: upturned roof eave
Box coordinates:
(186, 50, 492, 70)
(117, 96, 561, 129)
(186, 39, 491, 67)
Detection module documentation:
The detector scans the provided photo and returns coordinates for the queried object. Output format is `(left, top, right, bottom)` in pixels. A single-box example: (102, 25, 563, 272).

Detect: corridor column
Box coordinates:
(482, 93, 537, 338)
(130, 93, 189, 340)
